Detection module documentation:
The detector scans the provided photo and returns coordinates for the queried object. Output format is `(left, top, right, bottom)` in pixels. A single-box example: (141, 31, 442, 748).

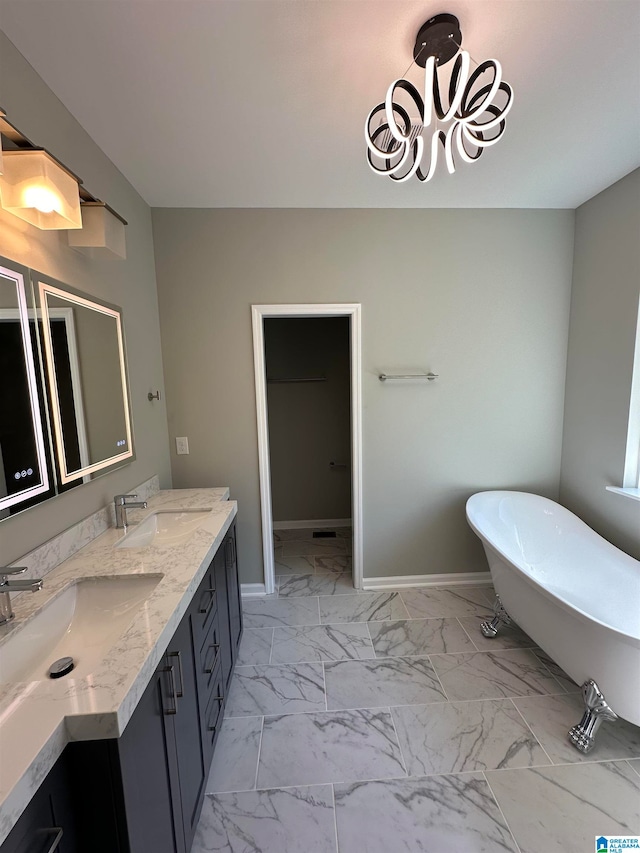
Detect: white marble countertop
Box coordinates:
(0, 488, 236, 845)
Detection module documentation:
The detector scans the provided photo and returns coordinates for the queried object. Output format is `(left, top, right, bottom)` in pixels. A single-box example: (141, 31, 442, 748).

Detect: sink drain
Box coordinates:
(48, 656, 75, 678)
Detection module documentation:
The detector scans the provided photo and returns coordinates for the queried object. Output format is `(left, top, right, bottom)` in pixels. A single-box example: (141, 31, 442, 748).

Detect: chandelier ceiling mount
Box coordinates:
(412, 14, 461, 67)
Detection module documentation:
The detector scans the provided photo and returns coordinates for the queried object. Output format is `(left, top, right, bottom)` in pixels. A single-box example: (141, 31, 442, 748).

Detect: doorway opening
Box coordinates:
(252, 304, 362, 594)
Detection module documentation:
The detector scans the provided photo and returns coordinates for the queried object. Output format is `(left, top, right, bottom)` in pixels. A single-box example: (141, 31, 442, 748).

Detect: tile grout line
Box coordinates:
(216, 752, 636, 797)
(252, 773, 411, 793)
(502, 756, 639, 771)
(456, 615, 482, 652)
(530, 650, 575, 695)
(242, 630, 580, 699)
(224, 689, 593, 719)
(365, 621, 376, 658)
(331, 784, 340, 853)
(387, 706, 410, 778)
(507, 698, 555, 766)
(481, 770, 524, 853)
(232, 652, 574, 681)
(253, 716, 265, 791)
(398, 596, 411, 621)
(625, 759, 640, 778)
(322, 661, 328, 711)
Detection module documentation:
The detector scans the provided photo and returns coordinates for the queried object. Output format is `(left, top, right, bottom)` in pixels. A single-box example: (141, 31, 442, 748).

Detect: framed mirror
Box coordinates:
(0, 256, 136, 521)
(37, 277, 134, 484)
(0, 261, 50, 514)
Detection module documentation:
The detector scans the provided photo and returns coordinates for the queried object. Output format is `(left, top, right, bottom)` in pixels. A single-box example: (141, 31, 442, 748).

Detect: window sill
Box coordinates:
(606, 486, 640, 503)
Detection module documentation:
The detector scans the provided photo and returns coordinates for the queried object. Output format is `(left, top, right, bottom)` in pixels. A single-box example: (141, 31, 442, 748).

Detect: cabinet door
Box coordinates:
(1, 798, 59, 853)
(64, 741, 123, 853)
(48, 753, 80, 853)
(225, 525, 242, 664)
(167, 614, 208, 852)
(1, 751, 78, 853)
(214, 544, 232, 689)
(117, 661, 184, 853)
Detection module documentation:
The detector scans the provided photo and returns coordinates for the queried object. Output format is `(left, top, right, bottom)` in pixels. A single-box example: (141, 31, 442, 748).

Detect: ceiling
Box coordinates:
(0, 0, 639, 209)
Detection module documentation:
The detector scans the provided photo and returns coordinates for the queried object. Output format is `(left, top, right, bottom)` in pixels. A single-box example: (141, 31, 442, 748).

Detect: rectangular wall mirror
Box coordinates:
(37, 277, 134, 484)
(0, 261, 50, 514)
(0, 256, 135, 522)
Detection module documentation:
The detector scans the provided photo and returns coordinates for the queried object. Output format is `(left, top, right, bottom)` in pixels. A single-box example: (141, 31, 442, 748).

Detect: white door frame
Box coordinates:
(251, 304, 363, 595)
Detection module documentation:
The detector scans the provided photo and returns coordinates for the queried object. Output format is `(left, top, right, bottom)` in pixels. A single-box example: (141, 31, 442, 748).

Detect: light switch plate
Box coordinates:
(176, 436, 189, 455)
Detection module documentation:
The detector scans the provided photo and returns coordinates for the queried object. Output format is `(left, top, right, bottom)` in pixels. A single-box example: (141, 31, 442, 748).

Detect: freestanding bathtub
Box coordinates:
(466, 490, 640, 752)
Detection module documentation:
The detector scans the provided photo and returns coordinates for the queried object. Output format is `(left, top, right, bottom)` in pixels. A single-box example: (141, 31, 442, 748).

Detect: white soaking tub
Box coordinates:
(466, 490, 640, 752)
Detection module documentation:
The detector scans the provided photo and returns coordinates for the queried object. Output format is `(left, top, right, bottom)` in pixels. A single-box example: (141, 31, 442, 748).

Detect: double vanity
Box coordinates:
(0, 487, 242, 852)
(0, 254, 241, 850)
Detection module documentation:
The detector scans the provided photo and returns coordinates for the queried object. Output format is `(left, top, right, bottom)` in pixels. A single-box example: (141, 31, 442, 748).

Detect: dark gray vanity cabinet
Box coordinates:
(115, 660, 184, 853)
(113, 520, 240, 853)
(225, 530, 242, 673)
(0, 750, 79, 853)
(168, 611, 210, 849)
(1, 521, 242, 853)
(213, 546, 232, 689)
(213, 525, 243, 692)
(113, 604, 209, 853)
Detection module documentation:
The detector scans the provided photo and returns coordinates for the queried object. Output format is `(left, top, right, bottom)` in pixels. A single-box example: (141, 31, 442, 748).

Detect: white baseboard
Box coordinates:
(362, 572, 492, 590)
(272, 518, 352, 530)
(241, 583, 267, 596)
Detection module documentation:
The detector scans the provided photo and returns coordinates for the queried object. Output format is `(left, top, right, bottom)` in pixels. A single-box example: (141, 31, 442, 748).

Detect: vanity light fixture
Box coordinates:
(0, 110, 126, 251)
(68, 201, 128, 260)
(365, 13, 513, 183)
(0, 149, 82, 229)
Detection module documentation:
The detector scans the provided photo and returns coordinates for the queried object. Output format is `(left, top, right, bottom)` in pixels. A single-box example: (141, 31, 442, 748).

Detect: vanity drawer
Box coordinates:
(192, 561, 217, 645)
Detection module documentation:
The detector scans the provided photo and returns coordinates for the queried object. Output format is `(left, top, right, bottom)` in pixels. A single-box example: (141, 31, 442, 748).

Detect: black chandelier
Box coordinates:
(365, 14, 514, 183)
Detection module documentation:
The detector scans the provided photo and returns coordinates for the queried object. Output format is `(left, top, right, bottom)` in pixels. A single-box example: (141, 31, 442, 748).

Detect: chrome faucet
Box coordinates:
(114, 494, 148, 531)
(0, 567, 43, 625)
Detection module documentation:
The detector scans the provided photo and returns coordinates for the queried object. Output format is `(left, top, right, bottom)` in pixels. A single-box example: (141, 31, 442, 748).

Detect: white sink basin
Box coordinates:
(0, 576, 161, 684)
(116, 510, 212, 549)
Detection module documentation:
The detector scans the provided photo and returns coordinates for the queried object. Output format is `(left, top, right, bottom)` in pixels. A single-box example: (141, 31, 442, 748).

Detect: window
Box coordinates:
(608, 295, 640, 499)
(623, 297, 640, 488)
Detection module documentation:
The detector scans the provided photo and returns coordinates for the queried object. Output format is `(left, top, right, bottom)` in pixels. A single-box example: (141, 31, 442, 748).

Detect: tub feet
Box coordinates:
(568, 679, 618, 754)
(480, 596, 512, 638)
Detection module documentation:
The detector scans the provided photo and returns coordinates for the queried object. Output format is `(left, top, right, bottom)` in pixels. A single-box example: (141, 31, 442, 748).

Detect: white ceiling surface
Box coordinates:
(1, 0, 639, 208)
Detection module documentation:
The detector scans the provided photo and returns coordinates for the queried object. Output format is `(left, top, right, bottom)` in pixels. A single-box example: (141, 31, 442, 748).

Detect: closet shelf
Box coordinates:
(267, 377, 327, 383)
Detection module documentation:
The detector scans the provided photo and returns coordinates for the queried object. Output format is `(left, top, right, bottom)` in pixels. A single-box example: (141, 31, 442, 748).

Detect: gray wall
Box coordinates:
(0, 33, 172, 564)
(152, 208, 574, 583)
(265, 317, 351, 523)
(559, 169, 640, 557)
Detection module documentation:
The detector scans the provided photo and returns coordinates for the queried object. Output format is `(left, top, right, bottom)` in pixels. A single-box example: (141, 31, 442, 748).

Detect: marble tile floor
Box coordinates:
(193, 563, 640, 851)
(273, 526, 353, 577)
